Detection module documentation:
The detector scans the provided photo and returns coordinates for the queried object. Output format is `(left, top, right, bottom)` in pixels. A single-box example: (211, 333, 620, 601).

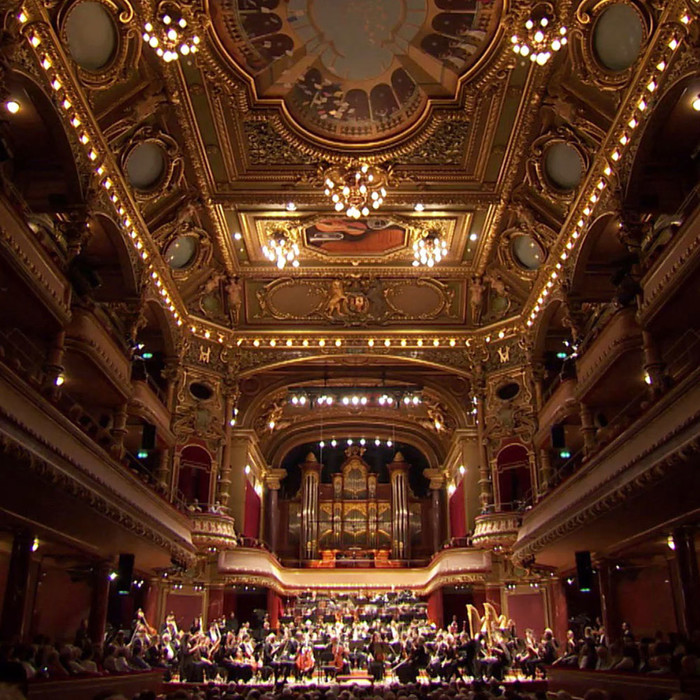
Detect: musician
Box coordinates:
(295, 633, 315, 680)
(366, 631, 391, 680)
(394, 635, 428, 683)
(272, 628, 297, 682)
(329, 635, 349, 675)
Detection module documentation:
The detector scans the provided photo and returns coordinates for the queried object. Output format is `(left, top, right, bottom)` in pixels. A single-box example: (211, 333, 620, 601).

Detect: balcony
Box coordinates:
(575, 306, 643, 405)
(471, 511, 522, 551)
(130, 378, 175, 445)
(64, 307, 132, 406)
(536, 377, 578, 447)
(0, 196, 71, 327)
(191, 512, 239, 551)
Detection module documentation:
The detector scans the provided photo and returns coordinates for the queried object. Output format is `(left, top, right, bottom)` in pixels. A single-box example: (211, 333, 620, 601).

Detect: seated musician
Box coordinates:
(295, 633, 315, 680)
(272, 628, 297, 682)
(329, 635, 349, 675)
(479, 630, 512, 681)
(394, 634, 429, 683)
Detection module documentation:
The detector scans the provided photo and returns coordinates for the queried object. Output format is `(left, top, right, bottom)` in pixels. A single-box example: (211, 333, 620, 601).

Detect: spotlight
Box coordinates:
(54, 373, 65, 387)
(109, 571, 118, 581)
(32, 538, 39, 552)
(693, 95, 700, 112)
(5, 100, 20, 114)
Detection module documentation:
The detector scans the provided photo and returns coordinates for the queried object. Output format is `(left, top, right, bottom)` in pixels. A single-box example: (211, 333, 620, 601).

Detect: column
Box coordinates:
(388, 452, 410, 561)
(427, 588, 444, 627)
(538, 448, 553, 498)
(267, 588, 281, 631)
(642, 329, 668, 398)
(110, 403, 128, 459)
(218, 386, 236, 509)
(156, 448, 171, 491)
(672, 526, 700, 636)
(226, 431, 257, 537)
(597, 559, 620, 644)
(207, 584, 225, 625)
(579, 403, 596, 457)
(88, 561, 112, 646)
(0, 529, 34, 641)
(143, 578, 161, 629)
(475, 388, 493, 510)
(549, 578, 569, 645)
(424, 468, 446, 553)
(300, 453, 322, 560)
(43, 330, 66, 394)
(264, 469, 287, 554)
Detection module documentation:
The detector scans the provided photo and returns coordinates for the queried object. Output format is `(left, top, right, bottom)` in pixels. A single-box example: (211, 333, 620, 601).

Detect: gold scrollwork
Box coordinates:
(528, 127, 591, 202)
(157, 223, 213, 281)
(119, 125, 185, 202)
(56, 0, 141, 91)
(572, 0, 652, 89)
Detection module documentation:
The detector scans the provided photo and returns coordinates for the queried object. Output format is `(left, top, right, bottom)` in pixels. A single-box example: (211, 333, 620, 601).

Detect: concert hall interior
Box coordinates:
(1, 0, 700, 695)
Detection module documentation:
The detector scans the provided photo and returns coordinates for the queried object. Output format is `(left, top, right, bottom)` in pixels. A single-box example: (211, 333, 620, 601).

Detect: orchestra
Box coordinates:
(122, 591, 558, 686)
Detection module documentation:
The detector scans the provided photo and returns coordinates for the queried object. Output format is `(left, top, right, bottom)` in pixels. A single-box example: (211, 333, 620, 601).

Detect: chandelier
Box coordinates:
(511, 4, 567, 66)
(323, 161, 389, 219)
(263, 229, 299, 269)
(288, 386, 422, 408)
(142, 2, 200, 63)
(413, 229, 447, 267)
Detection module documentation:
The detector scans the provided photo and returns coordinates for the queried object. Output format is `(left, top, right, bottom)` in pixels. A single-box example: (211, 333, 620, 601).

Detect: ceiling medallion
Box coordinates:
(413, 229, 448, 268)
(142, 1, 200, 63)
(263, 228, 300, 269)
(322, 161, 389, 219)
(511, 3, 567, 66)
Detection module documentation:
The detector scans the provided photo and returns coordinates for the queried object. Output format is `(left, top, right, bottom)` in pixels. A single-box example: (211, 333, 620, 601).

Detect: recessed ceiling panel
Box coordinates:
(209, 0, 503, 144)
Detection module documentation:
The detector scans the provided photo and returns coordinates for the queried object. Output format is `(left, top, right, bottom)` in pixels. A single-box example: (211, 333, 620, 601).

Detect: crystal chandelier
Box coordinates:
(142, 2, 200, 63)
(323, 161, 389, 219)
(263, 229, 299, 269)
(413, 230, 447, 267)
(511, 4, 567, 66)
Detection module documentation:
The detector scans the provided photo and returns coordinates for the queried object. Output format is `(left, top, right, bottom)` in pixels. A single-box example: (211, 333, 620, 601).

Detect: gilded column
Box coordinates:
(300, 453, 322, 560)
(264, 468, 287, 554)
(388, 452, 410, 562)
(475, 387, 493, 510)
(424, 468, 446, 554)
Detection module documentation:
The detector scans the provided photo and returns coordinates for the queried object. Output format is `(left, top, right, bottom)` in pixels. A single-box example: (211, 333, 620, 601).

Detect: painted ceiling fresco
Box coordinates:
(210, 0, 503, 142)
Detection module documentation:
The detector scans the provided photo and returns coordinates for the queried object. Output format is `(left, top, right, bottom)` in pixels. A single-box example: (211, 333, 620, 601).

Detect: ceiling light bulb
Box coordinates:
(693, 96, 700, 112)
(5, 100, 20, 114)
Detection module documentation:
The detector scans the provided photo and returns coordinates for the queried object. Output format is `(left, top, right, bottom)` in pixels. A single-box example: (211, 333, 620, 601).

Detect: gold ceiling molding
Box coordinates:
(572, 0, 654, 89)
(55, 0, 141, 91)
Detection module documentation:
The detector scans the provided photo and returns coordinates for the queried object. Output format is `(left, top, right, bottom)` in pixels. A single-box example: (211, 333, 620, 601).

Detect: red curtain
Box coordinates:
(449, 478, 466, 538)
(243, 481, 261, 538)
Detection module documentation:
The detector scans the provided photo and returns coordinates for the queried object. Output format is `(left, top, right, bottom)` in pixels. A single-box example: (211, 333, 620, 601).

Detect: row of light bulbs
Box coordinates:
(318, 438, 394, 448)
(526, 23, 688, 329)
(20, 10, 187, 335)
(236, 332, 507, 349)
(289, 392, 421, 407)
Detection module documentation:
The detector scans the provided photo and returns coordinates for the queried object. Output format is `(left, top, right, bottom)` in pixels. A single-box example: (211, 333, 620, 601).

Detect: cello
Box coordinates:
(296, 642, 315, 675)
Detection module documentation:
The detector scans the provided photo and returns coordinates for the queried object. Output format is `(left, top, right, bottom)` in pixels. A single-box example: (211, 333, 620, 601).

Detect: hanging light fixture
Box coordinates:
(511, 3, 567, 66)
(142, 1, 200, 63)
(413, 229, 448, 267)
(263, 228, 299, 269)
(322, 161, 389, 219)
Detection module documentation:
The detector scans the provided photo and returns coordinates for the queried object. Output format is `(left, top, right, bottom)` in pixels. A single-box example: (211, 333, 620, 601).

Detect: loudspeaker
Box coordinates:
(551, 424, 566, 449)
(116, 553, 134, 595)
(141, 423, 156, 451)
(575, 551, 593, 592)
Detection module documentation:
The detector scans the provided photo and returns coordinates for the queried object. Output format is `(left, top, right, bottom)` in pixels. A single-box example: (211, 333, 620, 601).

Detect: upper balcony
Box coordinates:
(471, 511, 522, 551)
(64, 307, 132, 407)
(535, 377, 578, 448)
(574, 306, 643, 407)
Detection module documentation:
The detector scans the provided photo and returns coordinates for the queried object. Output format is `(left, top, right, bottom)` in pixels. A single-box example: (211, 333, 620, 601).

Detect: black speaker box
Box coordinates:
(551, 424, 566, 449)
(142, 423, 156, 450)
(575, 551, 593, 592)
(117, 553, 134, 595)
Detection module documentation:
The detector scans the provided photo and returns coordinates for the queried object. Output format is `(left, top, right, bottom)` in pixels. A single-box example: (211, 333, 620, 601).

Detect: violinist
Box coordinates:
(367, 630, 390, 681)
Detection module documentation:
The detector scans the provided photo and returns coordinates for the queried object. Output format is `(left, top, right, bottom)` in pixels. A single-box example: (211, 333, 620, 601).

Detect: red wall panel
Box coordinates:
(164, 592, 203, 631)
(449, 479, 466, 538)
(507, 591, 546, 637)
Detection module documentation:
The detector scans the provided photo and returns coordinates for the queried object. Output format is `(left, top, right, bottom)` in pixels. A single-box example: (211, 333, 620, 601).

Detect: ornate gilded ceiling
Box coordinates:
(207, 0, 503, 145)
(5, 0, 698, 461)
